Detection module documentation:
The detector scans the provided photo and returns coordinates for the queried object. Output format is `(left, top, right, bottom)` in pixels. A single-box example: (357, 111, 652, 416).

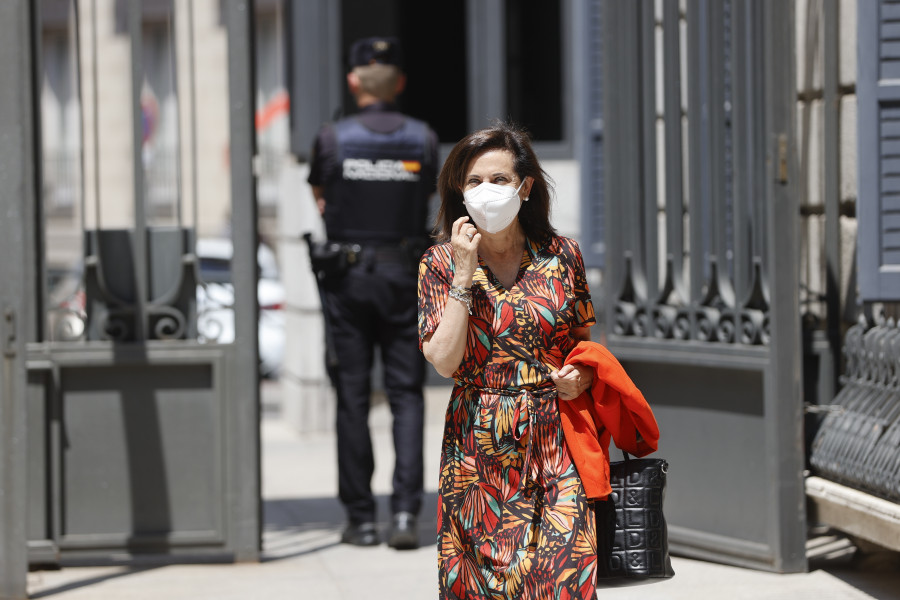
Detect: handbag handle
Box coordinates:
(619, 427, 645, 461)
(619, 449, 669, 475)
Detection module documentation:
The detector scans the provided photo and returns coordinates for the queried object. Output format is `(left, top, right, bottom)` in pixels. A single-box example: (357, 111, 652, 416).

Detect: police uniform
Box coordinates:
(307, 67, 438, 538)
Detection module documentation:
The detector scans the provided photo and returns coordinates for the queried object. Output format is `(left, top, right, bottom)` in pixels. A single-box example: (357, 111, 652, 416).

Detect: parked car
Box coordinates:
(46, 265, 87, 342)
(196, 238, 286, 379)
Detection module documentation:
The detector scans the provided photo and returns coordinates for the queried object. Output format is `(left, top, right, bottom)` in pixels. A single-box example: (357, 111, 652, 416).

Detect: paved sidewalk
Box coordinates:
(25, 383, 900, 599)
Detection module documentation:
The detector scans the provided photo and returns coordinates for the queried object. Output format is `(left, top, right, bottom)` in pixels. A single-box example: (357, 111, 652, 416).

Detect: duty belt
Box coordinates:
(369, 244, 409, 263)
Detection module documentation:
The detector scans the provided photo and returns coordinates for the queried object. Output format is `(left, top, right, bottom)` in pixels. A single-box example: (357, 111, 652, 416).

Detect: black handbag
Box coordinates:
(595, 451, 675, 584)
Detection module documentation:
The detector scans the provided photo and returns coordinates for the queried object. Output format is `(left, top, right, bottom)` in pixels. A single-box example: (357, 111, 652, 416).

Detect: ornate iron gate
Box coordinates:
(19, 0, 261, 568)
(599, 0, 806, 572)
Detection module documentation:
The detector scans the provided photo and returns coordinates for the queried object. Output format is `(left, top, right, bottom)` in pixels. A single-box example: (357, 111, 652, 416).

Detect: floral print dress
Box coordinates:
(418, 235, 598, 600)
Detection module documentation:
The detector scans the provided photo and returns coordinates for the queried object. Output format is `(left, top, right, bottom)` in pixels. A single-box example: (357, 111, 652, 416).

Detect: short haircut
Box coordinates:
(353, 63, 402, 102)
(434, 121, 556, 243)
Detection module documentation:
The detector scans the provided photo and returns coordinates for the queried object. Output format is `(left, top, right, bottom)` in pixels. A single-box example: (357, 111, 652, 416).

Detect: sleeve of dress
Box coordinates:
(567, 239, 597, 328)
(417, 244, 453, 349)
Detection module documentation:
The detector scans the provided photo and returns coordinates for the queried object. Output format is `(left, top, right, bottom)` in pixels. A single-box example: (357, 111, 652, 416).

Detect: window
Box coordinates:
(287, 0, 570, 154)
(340, 0, 468, 143)
(505, 0, 563, 142)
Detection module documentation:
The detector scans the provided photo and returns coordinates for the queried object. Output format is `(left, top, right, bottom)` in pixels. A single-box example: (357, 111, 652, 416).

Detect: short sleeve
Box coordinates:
(565, 238, 596, 328)
(417, 244, 454, 348)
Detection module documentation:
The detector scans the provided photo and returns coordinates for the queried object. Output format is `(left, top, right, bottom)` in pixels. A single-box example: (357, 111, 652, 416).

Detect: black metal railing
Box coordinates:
(810, 317, 900, 503)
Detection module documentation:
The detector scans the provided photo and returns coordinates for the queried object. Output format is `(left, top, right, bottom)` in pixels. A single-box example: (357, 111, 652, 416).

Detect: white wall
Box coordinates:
(543, 159, 582, 240)
(276, 159, 335, 433)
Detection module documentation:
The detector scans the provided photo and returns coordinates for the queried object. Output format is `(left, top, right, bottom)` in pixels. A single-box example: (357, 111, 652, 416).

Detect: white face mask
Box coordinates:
(463, 180, 526, 234)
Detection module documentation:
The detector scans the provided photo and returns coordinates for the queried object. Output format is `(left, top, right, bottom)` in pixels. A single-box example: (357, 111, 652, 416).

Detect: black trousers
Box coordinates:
(322, 254, 426, 524)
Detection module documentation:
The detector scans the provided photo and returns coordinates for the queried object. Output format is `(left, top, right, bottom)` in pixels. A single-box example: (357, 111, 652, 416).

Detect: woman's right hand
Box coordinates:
(422, 217, 479, 378)
(451, 216, 480, 287)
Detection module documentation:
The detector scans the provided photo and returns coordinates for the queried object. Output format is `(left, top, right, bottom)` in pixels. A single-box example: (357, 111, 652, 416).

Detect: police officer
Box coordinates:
(307, 37, 438, 550)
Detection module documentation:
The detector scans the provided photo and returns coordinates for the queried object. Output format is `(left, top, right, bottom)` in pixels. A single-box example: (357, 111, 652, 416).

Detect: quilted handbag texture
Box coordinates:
(595, 452, 675, 583)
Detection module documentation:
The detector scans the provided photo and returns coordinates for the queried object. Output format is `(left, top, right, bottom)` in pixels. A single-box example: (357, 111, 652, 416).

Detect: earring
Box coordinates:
(524, 196, 529, 202)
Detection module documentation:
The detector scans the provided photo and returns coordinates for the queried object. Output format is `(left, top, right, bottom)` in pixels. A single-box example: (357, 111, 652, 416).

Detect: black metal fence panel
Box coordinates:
(600, 0, 806, 572)
(810, 319, 900, 503)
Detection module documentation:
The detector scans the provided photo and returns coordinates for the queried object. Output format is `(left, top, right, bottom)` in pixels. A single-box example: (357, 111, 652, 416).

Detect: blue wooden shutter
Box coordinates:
(579, 0, 605, 268)
(859, 0, 900, 300)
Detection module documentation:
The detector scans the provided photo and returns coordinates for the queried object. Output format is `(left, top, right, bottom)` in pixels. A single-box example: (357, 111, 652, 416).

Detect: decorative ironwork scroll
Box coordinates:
(83, 227, 197, 342)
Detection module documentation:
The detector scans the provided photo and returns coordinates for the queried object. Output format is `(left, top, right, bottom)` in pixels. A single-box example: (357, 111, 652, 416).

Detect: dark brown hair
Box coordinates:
(433, 121, 556, 243)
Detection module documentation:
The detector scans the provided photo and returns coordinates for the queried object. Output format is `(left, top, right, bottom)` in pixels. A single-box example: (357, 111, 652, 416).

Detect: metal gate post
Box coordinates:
(0, 0, 36, 597)
(763, 0, 807, 573)
(223, 0, 262, 561)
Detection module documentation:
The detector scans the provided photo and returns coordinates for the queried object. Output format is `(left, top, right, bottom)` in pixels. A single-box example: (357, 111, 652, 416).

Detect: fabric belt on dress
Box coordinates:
(460, 384, 558, 492)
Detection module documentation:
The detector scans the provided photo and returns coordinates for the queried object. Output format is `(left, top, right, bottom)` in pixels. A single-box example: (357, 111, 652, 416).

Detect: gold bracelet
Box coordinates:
(448, 285, 472, 315)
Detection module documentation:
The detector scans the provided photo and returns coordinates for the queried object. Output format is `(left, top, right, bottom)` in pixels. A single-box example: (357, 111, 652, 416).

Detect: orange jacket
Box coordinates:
(558, 341, 660, 499)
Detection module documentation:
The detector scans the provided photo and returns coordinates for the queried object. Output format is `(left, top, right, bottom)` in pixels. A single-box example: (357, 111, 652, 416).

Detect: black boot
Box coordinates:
(387, 512, 418, 550)
(341, 521, 379, 546)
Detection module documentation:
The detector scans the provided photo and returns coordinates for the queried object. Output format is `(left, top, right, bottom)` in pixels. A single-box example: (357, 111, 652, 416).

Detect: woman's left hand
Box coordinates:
(551, 364, 593, 401)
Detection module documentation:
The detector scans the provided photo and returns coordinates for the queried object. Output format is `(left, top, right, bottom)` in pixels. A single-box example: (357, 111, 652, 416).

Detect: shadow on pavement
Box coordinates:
(261, 491, 439, 562)
(819, 550, 900, 600)
(28, 567, 161, 599)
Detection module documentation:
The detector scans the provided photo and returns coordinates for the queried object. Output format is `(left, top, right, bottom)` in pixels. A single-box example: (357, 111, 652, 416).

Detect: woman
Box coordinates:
(418, 122, 598, 599)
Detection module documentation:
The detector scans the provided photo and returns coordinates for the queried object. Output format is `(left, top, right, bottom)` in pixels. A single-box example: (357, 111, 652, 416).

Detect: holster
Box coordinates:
(303, 233, 361, 282)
